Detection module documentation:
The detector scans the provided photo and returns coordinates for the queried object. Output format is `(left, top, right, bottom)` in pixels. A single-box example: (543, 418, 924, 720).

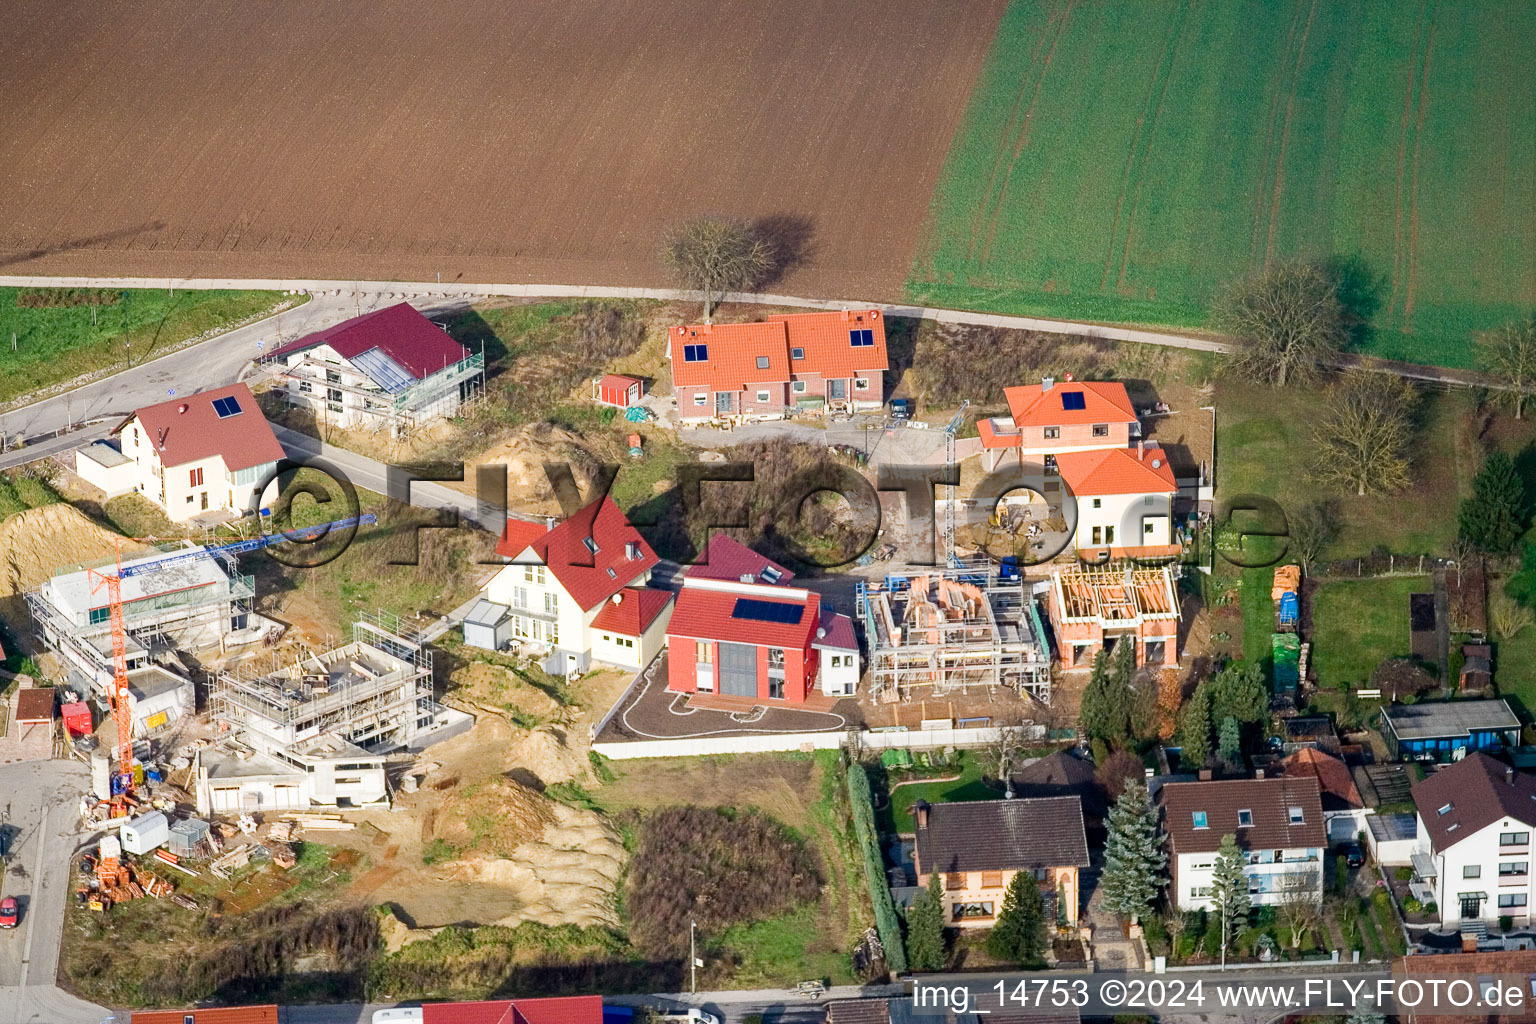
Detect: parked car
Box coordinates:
(0, 897, 18, 929)
(1343, 843, 1366, 868)
(889, 398, 911, 421)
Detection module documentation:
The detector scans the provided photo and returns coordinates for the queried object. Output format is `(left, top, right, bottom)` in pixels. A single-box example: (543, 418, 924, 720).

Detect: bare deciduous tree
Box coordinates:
(1477, 314, 1536, 420)
(1492, 592, 1534, 641)
(660, 216, 774, 320)
(987, 718, 1032, 797)
(1287, 500, 1338, 571)
(1308, 370, 1418, 497)
(1275, 871, 1323, 950)
(1216, 260, 1348, 388)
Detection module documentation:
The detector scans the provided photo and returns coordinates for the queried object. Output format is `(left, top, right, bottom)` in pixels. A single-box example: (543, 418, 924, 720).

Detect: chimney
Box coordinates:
(1137, 440, 1144, 459)
(177, 403, 188, 414)
(740, 573, 755, 584)
(1041, 376, 1054, 392)
(1254, 768, 1265, 780)
(1198, 768, 1213, 781)
(840, 309, 851, 322)
(915, 801, 929, 829)
(1509, 767, 1517, 785)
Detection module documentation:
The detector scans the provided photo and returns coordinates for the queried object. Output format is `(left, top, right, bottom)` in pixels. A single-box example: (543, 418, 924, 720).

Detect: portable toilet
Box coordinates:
(121, 811, 170, 855)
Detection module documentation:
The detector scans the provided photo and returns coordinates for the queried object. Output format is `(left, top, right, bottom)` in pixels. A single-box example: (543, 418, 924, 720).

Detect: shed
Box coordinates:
(61, 701, 92, 737)
(13, 686, 54, 725)
(167, 816, 211, 857)
(121, 811, 170, 855)
(1380, 698, 1521, 761)
(462, 598, 513, 651)
(1365, 812, 1419, 866)
(73, 440, 138, 498)
(594, 373, 644, 409)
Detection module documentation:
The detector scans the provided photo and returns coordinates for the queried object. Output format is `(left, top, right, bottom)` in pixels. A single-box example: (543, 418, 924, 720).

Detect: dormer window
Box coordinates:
(761, 566, 783, 584)
(1289, 806, 1304, 824)
(1237, 809, 1253, 827)
(583, 537, 599, 554)
(626, 541, 640, 560)
(606, 567, 616, 578)
(1192, 811, 1207, 829)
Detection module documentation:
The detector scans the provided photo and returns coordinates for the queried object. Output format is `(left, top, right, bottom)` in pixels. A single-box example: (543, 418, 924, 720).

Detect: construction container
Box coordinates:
(167, 817, 210, 857)
(61, 702, 92, 737)
(121, 811, 170, 855)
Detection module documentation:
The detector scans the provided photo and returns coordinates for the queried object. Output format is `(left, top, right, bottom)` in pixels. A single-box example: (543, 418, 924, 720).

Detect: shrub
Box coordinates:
(626, 806, 822, 958)
(16, 287, 120, 307)
(1425, 902, 1437, 915)
(1502, 915, 1514, 933)
(1334, 855, 1348, 894)
(1394, 866, 1414, 882)
(846, 763, 908, 974)
(1403, 897, 1423, 915)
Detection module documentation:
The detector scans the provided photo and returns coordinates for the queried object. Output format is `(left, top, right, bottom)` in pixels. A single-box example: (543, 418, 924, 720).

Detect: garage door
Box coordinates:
(211, 787, 241, 813)
(718, 643, 757, 698)
(273, 785, 302, 809)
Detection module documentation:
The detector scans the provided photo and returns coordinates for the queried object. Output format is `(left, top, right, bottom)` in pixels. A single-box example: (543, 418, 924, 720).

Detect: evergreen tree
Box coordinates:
(1209, 661, 1267, 727)
(1217, 715, 1242, 766)
(1100, 778, 1167, 925)
(987, 870, 1046, 965)
(1175, 683, 1213, 767)
(1080, 642, 1136, 748)
(906, 872, 946, 971)
(1346, 1013, 1386, 1024)
(1209, 834, 1251, 961)
(1459, 450, 1528, 554)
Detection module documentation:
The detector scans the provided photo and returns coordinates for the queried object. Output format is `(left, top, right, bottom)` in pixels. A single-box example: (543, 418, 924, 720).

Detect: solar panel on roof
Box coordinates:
(683, 344, 709, 362)
(849, 328, 874, 347)
(731, 598, 802, 624)
(211, 395, 242, 418)
(1060, 391, 1086, 410)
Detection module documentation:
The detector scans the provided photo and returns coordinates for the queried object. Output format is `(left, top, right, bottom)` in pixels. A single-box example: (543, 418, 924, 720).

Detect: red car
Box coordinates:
(0, 897, 17, 929)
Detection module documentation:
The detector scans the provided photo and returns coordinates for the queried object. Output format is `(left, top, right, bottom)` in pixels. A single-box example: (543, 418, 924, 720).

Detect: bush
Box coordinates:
(1201, 925, 1220, 958)
(1403, 897, 1423, 915)
(1395, 866, 1414, 882)
(1334, 855, 1348, 894)
(626, 806, 822, 958)
(1502, 915, 1514, 933)
(846, 763, 908, 974)
(1141, 915, 1167, 954)
(1425, 901, 1437, 915)
(16, 287, 120, 308)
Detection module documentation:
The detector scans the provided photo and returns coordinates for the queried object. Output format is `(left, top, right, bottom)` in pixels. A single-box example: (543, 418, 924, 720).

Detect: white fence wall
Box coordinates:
(592, 723, 1045, 761)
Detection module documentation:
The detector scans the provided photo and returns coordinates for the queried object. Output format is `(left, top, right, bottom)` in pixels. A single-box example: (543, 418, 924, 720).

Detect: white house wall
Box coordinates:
(1419, 813, 1536, 926)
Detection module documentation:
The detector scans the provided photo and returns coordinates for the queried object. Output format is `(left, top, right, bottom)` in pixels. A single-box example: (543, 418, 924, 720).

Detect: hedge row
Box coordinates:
(846, 762, 907, 974)
(16, 287, 121, 308)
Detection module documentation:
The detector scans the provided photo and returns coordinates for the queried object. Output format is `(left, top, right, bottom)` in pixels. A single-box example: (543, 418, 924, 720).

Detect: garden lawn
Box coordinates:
(910, 0, 1536, 369)
(0, 288, 296, 405)
(1311, 576, 1429, 689)
(879, 751, 998, 835)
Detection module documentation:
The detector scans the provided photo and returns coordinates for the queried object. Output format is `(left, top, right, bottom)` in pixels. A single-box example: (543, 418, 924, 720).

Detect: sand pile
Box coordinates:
(447, 423, 603, 508)
(508, 725, 587, 786)
(0, 504, 146, 619)
(431, 776, 558, 854)
(453, 662, 567, 724)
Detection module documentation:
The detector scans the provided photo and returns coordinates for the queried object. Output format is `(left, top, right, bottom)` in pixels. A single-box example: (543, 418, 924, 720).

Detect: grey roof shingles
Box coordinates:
(1410, 751, 1536, 854)
(1158, 776, 1326, 854)
(1383, 699, 1519, 741)
(913, 796, 1088, 875)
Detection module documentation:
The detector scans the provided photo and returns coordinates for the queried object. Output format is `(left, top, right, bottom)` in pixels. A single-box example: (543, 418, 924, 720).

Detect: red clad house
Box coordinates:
(667, 535, 858, 703)
(669, 309, 889, 422)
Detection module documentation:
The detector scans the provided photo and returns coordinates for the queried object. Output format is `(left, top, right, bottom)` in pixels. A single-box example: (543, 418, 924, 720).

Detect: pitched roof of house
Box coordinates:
(420, 996, 603, 1024)
(685, 533, 795, 584)
(1003, 379, 1138, 428)
(813, 608, 858, 651)
(823, 1000, 891, 1024)
(518, 498, 658, 611)
(668, 320, 791, 390)
(769, 308, 890, 378)
(598, 373, 641, 390)
(1158, 776, 1326, 853)
(1278, 747, 1363, 812)
(589, 587, 673, 635)
(1010, 750, 1106, 820)
(1411, 752, 1536, 854)
(913, 796, 1089, 875)
(1394, 949, 1536, 1024)
(1054, 445, 1177, 496)
(120, 383, 284, 472)
(667, 583, 821, 649)
(267, 301, 469, 381)
(497, 516, 553, 559)
(132, 1008, 279, 1024)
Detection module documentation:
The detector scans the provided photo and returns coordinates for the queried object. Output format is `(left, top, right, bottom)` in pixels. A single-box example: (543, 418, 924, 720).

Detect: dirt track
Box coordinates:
(0, 0, 1005, 299)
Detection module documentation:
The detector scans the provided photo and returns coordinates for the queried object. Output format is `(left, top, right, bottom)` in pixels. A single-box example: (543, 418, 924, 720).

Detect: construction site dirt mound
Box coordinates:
(445, 422, 603, 510)
(451, 662, 567, 726)
(430, 776, 558, 854)
(0, 504, 146, 620)
(507, 725, 587, 786)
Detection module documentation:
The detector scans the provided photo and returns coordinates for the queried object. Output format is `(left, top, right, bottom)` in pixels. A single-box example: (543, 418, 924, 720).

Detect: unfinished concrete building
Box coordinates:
(198, 615, 471, 814)
(858, 564, 1052, 705)
(1046, 564, 1180, 669)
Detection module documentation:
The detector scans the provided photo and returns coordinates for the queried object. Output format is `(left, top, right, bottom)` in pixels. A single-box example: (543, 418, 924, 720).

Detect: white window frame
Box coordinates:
(693, 393, 707, 406)
(756, 390, 770, 403)
(854, 377, 870, 390)
(793, 380, 807, 393)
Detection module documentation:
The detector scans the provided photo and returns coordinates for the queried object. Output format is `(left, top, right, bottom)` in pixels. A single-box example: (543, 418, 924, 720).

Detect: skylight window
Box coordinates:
(683, 343, 709, 362)
(756, 355, 770, 369)
(1289, 806, 1304, 824)
(606, 567, 616, 578)
(1439, 803, 1454, 816)
(791, 347, 805, 360)
(761, 566, 783, 584)
(583, 537, 599, 554)
(1060, 391, 1086, 411)
(1237, 809, 1253, 827)
(211, 395, 242, 418)
(849, 328, 874, 347)
(1192, 811, 1207, 829)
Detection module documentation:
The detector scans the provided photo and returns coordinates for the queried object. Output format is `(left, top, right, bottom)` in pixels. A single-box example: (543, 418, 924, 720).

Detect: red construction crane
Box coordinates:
(87, 542, 135, 812)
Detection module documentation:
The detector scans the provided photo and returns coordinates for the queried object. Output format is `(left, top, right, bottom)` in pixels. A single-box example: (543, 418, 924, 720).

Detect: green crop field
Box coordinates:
(0, 288, 297, 406)
(909, 0, 1536, 369)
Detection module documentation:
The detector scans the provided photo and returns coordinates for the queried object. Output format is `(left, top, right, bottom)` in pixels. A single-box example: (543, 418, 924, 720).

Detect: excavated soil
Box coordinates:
(0, 504, 147, 621)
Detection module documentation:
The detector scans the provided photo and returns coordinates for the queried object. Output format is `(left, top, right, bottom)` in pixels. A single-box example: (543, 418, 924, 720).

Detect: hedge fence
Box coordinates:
(846, 761, 907, 975)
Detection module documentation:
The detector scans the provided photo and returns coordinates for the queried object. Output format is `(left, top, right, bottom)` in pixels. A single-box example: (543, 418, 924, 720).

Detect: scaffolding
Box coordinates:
(261, 350, 485, 437)
(857, 561, 1051, 704)
(210, 613, 436, 754)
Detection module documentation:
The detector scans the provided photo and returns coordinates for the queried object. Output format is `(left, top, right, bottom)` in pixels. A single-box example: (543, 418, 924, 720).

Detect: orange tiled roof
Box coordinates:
(1054, 446, 1176, 496)
(668, 321, 790, 390)
(1004, 380, 1137, 427)
(769, 308, 889, 379)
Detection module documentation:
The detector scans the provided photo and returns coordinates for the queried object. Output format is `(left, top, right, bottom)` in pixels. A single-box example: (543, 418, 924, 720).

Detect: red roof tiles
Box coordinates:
(813, 609, 858, 651)
(668, 583, 821, 649)
(590, 586, 673, 634)
(497, 517, 552, 558)
(770, 308, 890, 380)
(1054, 446, 1177, 496)
(122, 383, 284, 472)
(268, 302, 469, 380)
(1412, 752, 1536, 855)
(669, 309, 888, 393)
(132, 1007, 279, 1024)
(418, 995, 603, 1024)
(1277, 747, 1363, 811)
(1004, 380, 1137, 428)
(685, 534, 795, 584)
(525, 497, 658, 611)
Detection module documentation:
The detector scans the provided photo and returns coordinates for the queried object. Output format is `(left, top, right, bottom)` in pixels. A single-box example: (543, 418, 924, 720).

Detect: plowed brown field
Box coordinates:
(0, 0, 1004, 298)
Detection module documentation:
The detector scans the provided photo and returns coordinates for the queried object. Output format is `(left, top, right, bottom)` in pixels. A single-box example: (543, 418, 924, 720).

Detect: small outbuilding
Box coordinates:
(594, 373, 644, 408)
(61, 701, 92, 737)
(120, 811, 170, 855)
(73, 440, 138, 498)
(167, 816, 211, 857)
(462, 598, 513, 651)
(13, 686, 54, 728)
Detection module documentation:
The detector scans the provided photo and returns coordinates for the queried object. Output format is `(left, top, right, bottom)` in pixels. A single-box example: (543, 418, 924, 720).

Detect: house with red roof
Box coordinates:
(666, 534, 859, 702)
(264, 302, 483, 436)
(668, 309, 889, 423)
(977, 377, 1141, 472)
(1055, 443, 1180, 560)
(113, 383, 284, 523)
(474, 499, 672, 673)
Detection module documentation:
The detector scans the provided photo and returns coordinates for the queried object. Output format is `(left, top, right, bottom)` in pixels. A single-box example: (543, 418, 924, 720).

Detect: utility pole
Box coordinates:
(690, 920, 698, 994)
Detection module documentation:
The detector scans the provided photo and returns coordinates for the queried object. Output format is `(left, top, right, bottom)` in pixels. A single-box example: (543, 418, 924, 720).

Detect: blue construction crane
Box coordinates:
(119, 514, 378, 577)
